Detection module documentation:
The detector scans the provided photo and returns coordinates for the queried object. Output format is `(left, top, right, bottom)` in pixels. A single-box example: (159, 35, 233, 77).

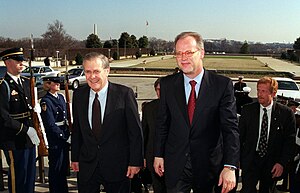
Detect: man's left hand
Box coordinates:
(218, 168, 236, 193)
(126, 166, 140, 179)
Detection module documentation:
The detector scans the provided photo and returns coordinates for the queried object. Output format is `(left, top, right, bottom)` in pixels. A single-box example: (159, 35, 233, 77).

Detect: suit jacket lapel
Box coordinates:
(191, 70, 209, 127)
(174, 72, 189, 125)
(103, 82, 115, 119)
(253, 103, 260, 141)
(81, 86, 93, 133)
(269, 103, 279, 144)
(98, 82, 117, 142)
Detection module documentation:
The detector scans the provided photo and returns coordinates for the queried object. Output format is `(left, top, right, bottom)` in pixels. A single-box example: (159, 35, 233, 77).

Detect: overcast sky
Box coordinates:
(1, 0, 299, 43)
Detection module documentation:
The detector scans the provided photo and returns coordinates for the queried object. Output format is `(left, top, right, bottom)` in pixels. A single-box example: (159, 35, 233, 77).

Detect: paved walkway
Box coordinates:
(110, 55, 174, 67)
(256, 56, 300, 78)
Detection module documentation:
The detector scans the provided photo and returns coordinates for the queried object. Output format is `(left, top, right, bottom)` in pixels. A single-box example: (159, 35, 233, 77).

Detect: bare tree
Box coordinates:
(41, 20, 77, 56)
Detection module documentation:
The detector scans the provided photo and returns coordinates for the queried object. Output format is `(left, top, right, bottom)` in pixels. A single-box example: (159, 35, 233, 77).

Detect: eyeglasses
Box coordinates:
(174, 50, 200, 58)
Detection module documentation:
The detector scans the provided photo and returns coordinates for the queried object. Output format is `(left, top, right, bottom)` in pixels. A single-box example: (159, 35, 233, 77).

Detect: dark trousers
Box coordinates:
(78, 163, 130, 193)
(151, 170, 166, 193)
(241, 154, 276, 193)
(4, 147, 36, 193)
(289, 160, 300, 193)
(167, 156, 215, 193)
(48, 146, 69, 193)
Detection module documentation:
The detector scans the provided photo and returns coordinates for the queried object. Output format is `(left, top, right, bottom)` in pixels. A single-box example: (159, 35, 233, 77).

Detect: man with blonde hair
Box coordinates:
(239, 76, 296, 193)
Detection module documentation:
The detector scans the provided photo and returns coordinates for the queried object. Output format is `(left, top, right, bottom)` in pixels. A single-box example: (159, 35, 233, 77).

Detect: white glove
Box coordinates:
(27, 127, 40, 146)
(66, 136, 71, 144)
(34, 103, 41, 114)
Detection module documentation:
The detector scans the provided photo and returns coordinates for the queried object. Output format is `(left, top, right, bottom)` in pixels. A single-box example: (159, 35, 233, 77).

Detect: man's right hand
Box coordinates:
(27, 127, 40, 146)
(154, 157, 164, 177)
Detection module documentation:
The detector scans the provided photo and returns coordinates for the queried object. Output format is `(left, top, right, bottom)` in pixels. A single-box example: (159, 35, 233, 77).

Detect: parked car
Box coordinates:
(273, 77, 300, 102)
(21, 66, 60, 77)
(60, 67, 86, 89)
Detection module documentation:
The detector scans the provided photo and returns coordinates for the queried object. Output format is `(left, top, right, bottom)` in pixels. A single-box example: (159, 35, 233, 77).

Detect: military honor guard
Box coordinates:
(40, 76, 70, 193)
(0, 48, 40, 193)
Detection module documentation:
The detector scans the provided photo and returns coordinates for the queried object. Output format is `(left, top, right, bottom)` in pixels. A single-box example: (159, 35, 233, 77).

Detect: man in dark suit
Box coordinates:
(71, 52, 144, 193)
(239, 77, 296, 193)
(234, 76, 247, 92)
(142, 78, 166, 193)
(153, 32, 240, 193)
(0, 48, 40, 193)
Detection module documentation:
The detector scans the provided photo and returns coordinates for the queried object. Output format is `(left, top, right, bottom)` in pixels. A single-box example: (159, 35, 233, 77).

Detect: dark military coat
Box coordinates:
(40, 92, 70, 148)
(0, 74, 34, 150)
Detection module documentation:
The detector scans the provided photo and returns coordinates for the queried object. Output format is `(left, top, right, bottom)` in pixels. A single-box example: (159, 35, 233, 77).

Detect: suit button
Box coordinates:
(185, 153, 189, 157)
(97, 145, 100, 149)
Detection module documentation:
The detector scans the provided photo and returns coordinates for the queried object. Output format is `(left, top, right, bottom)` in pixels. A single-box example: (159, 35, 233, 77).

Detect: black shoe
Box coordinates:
(276, 185, 289, 192)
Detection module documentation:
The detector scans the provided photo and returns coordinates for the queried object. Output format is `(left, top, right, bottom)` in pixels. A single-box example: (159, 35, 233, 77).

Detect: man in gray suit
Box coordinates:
(71, 52, 144, 193)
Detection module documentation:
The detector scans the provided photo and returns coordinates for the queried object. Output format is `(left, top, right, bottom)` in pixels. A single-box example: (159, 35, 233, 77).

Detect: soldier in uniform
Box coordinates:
(286, 100, 300, 193)
(0, 48, 40, 193)
(40, 76, 70, 193)
(234, 76, 247, 93)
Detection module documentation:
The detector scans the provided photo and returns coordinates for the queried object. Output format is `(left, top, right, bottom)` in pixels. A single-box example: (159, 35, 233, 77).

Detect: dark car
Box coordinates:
(0, 66, 7, 77)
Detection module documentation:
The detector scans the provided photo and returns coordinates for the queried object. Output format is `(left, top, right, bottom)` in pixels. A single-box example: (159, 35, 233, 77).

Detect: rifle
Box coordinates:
(29, 34, 48, 156)
(64, 55, 73, 132)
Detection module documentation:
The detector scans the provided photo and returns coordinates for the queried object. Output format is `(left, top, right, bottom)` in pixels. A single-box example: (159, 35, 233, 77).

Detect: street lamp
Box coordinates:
(124, 40, 126, 58)
(117, 40, 119, 60)
(56, 50, 59, 67)
(108, 49, 111, 59)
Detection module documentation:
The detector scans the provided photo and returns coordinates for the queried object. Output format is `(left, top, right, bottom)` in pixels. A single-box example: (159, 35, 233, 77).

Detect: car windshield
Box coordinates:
(23, 67, 40, 73)
(277, 81, 299, 91)
(23, 66, 40, 73)
(69, 69, 82, 75)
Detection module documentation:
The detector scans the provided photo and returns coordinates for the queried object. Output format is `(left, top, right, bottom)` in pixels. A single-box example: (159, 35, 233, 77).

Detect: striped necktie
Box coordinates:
(258, 108, 268, 157)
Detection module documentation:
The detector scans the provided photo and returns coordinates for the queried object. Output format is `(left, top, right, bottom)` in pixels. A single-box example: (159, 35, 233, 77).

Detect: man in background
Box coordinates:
(142, 77, 166, 193)
(239, 77, 296, 193)
(234, 76, 247, 93)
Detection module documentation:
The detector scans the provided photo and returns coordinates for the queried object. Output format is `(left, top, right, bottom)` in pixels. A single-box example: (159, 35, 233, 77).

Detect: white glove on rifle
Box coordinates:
(27, 127, 40, 146)
(34, 103, 41, 114)
(66, 136, 71, 144)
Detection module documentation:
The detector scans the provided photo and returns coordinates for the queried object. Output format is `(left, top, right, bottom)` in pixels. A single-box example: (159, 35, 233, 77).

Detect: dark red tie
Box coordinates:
(188, 80, 197, 124)
(92, 93, 101, 140)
